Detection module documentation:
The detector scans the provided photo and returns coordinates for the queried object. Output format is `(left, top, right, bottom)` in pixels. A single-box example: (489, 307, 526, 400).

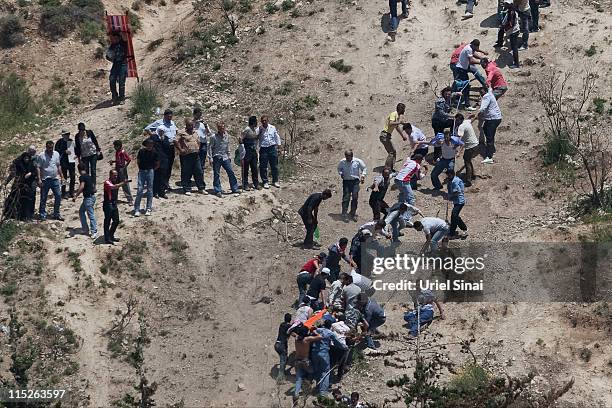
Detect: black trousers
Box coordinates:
(369, 195, 389, 221)
(300, 212, 316, 247)
(450, 203, 467, 235)
(103, 202, 119, 241)
(242, 146, 259, 188)
(154, 165, 168, 196)
(165, 146, 175, 188)
(432, 118, 455, 159)
(180, 152, 205, 191)
(61, 163, 76, 196)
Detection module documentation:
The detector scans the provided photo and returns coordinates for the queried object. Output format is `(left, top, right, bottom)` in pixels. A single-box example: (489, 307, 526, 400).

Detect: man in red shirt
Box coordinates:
(296, 252, 326, 307)
(109, 140, 133, 204)
(103, 169, 129, 245)
(480, 58, 509, 99)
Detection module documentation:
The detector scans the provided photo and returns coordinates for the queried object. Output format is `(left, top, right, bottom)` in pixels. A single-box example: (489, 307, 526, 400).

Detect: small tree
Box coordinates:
(536, 69, 612, 209)
(219, 0, 238, 37)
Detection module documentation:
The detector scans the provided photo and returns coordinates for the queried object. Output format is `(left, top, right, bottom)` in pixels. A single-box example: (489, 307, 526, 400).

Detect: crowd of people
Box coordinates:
(282, 1, 549, 401)
(2, 112, 284, 245)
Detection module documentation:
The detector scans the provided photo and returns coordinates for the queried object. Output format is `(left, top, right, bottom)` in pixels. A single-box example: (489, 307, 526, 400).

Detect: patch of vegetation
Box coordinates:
(294, 94, 319, 111)
(127, 9, 142, 33)
(40, 0, 105, 41)
(329, 59, 352, 73)
(0, 72, 40, 139)
(79, 19, 104, 44)
(542, 131, 575, 166)
(0, 221, 19, 252)
(175, 23, 232, 63)
(67, 250, 83, 274)
(281, 0, 294, 11)
(265, 2, 279, 13)
(147, 38, 164, 52)
(0, 14, 25, 49)
(592, 97, 606, 115)
(130, 82, 159, 118)
(238, 0, 252, 12)
(585, 44, 597, 57)
(275, 80, 294, 96)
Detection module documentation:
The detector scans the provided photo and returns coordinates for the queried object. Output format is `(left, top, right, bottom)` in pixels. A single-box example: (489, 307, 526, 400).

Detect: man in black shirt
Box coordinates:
(103, 169, 129, 244)
(55, 129, 76, 198)
(324, 237, 357, 283)
(106, 31, 129, 105)
(73, 163, 97, 239)
(274, 313, 292, 381)
(133, 138, 159, 217)
(298, 188, 332, 249)
(305, 268, 330, 310)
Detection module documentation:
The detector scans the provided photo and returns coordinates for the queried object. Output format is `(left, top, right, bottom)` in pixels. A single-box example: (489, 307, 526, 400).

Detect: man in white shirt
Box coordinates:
(145, 109, 178, 189)
(403, 123, 429, 158)
(454, 113, 479, 186)
(37, 140, 64, 221)
(193, 107, 211, 176)
(337, 150, 367, 222)
(455, 39, 488, 109)
(384, 202, 424, 242)
(258, 115, 282, 189)
(476, 87, 503, 164)
(413, 217, 450, 253)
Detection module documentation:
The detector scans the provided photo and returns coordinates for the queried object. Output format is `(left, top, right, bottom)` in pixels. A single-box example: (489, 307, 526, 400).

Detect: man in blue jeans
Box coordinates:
(73, 163, 97, 239)
(430, 131, 464, 190)
(337, 150, 367, 222)
(209, 122, 240, 198)
(413, 217, 451, 253)
(133, 138, 159, 217)
(445, 169, 468, 237)
(389, 0, 408, 33)
(258, 115, 281, 189)
(394, 154, 423, 205)
(312, 320, 348, 396)
(37, 140, 64, 221)
(358, 294, 386, 349)
(475, 87, 503, 164)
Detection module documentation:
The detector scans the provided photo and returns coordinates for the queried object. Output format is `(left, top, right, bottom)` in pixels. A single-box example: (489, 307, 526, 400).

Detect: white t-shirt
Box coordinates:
(66, 140, 76, 163)
(480, 90, 503, 121)
(409, 126, 428, 149)
(457, 44, 474, 71)
(420, 217, 448, 235)
(457, 120, 479, 149)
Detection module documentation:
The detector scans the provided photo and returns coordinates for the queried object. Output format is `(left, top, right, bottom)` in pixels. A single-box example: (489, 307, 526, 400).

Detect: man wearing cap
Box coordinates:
(133, 138, 159, 217)
(145, 110, 178, 190)
(37, 140, 64, 221)
(305, 268, 329, 311)
(337, 149, 367, 222)
(55, 129, 76, 199)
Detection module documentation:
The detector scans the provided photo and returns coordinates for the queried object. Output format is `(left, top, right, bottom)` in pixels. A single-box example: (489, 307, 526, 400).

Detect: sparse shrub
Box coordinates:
(94, 46, 104, 59)
(39, 0, 104, 40)
(238, 0, 252, 12)
(329, 59, 352, 73)
(131, 1, 141, 11)
(0, 72, 36, 131)
(281, 0, 294, 11)
(79, 19, 104, 44)
(265, 2, 279, 13)
(127, 9, 142, 33)
(129, 82, 159, 118)
(593, 97, 606, 115)
(542, 131, 575, 165)
(275, 80, 294, 96)
(585, 44, 597, 57)
(146, 38, 164, 52)
(0, 15, 25, 49)
(212, 62, 221, 71)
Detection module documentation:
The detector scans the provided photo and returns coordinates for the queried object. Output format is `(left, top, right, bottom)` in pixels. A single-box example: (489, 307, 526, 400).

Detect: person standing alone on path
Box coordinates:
(258, 115, 281, 189)
(514, 0, 531, 50)
(73, 163, 97, 239)
(476, 86, 503, 164)
(337, 150, 367, 222)
(37, 141, 64, 221)
(380, 103, 407, 170)
(298, 189, 332, 249)
(106, 31, 128, 105)
(274, 313, 292, 382)
(445, 169, 468, 238)
(240, 116, 259, 191)
(103, 169, 129, 245)
(133, 138, 159, 217)
(55, 129, 76, 199)
(109, 140, 133, 204)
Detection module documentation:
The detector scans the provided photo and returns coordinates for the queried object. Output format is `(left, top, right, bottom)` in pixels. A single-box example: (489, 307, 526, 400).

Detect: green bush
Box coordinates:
(40, 0, 104, 40)
(0, 222, 19, 252)
(449, 363, 489, 393)
(0, 72, 36, 131)
(127, 10, 142, 33)
(542, 131, 575, 165)
(129, 82, 159, 118)
(79, 20, 104, 44)
(281, 0, 294, 11)
(0, 15, 25, 49)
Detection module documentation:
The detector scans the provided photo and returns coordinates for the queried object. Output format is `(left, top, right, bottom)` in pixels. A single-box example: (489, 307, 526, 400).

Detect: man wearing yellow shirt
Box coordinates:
(379, 103, 408, 170)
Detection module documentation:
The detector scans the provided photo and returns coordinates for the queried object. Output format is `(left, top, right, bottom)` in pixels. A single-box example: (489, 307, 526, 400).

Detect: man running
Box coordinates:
(379, 103, 407, 170)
